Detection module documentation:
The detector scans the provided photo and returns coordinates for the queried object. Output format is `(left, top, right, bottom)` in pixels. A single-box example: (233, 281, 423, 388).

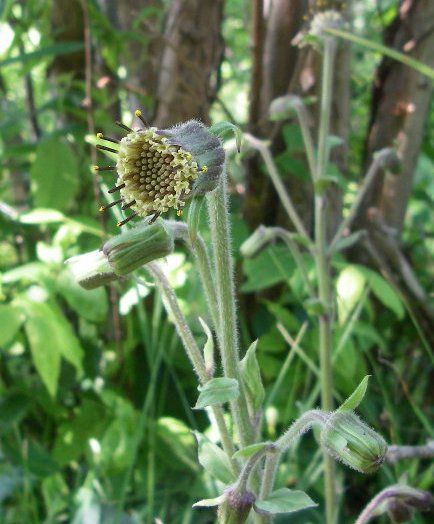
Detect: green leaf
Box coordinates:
(0, 42, 84, 67)
(209, 121, 243, 152)
(241, 245, 295, 292)
(0, 304, 25, 347)
(23, 301, 61, 397)
(338, 376, 370, 412)
(56, 269, 108, 323)
(195, 378, 239, 409)
(192, 494, 226, 508)
(30, 137, 79, 211)
(194, 432, 235, 485)
(233, 442, 270, 460)
(240, 340, 265, 411)
(254, 488, 317, 516)
(199, 317, 214, 375)
(21, 299, 84, 396)
(19, 208, 65, 224)
(357, 266, 404, 319)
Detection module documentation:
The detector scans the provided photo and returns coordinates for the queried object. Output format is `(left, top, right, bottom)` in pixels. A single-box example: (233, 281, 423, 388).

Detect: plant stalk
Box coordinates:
(314, 36, 337, 524)
(206, 174, 254, 448)
(146, 262, 239, 473)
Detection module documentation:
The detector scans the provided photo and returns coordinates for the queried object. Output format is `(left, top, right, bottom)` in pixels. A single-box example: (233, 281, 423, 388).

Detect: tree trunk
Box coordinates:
(153, 0, 225, 127)
(353, 0, 434, 329)
(359, 0, 434, 234)
(243, 0, 306, 229)
(243, 0, 350, 238)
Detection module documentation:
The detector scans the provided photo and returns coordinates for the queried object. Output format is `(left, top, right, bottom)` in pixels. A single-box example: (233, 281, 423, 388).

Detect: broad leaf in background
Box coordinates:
(254, 488, 317, 516)
(194, 432, 235, 485)
(194, 377, 239, 409)
(0, 304, 25, 347)
(57, 269, 108, 323)
(21, 299, 84, 396)
(242, 245, 295, 293)
(30, 137, 79, 211)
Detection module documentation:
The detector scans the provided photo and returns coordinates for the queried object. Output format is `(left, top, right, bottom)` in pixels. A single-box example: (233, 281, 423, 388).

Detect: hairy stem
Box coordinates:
(146, 262, 238, 473)
(206, 174, 254, 448)
(257, 411, 329, 524)
(314, 36, 337, 524)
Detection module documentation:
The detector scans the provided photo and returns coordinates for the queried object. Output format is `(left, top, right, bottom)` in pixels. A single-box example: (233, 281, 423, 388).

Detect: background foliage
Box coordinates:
(0, 0, 433, 523)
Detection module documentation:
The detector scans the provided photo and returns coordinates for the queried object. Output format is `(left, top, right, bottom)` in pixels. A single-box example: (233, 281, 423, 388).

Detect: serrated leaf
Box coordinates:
(240, 340, 265, 411)
(338, 375, 370, 412)
(233, 442, 270, 460)
(254, 488, 317, 516)
(194, 432, 235, 485)
(192, 494, 226, 508)
(209, 121, 242, 152)
(199, 317, 214, 375)
(30, 137, 79, 211)
(195, 378, 239, 409)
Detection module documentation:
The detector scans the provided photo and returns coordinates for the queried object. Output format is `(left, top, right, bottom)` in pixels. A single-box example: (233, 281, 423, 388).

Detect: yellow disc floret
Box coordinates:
(116, 128, 199, 216)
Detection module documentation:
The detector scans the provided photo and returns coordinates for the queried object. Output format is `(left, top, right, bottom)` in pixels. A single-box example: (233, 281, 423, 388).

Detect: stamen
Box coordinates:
(121, 200, 136, 210)
(99, 199, 122, 212)
(115, 121, 134, 133)
(108, 183, 125, 194)
(117, 213, 138, 227)
(93, 165, 116, 172)
(135, 109, 149, 128)
(96, 132, 119, 144)
(149, 212, 161, 224)
(96, 144, 119, 154)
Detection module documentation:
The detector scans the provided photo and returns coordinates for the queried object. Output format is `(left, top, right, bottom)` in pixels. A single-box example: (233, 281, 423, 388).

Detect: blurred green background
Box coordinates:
(0, 0, 433, 523)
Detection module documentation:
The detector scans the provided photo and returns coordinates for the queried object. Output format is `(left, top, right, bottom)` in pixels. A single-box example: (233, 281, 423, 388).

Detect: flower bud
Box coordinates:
(320, 411, 387, 474)
(65, 250, 118, 290)
(103, 219, 174, 276)
(240, 226, 275, 258)
(217, 486, 255, 524)
(308, 10, 345, 39)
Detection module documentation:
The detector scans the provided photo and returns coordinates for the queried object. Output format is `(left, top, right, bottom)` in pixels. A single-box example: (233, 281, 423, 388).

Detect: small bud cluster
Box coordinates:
(308, 9, 345, 38)
(117, 128, 200, 216)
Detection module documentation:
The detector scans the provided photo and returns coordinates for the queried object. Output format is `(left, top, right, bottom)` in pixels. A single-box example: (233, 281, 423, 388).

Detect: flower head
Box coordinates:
(95, 113, 224, 227)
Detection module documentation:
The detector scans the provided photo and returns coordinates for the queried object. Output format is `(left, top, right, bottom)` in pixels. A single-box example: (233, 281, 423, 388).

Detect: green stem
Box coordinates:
(171, 220, 220, 332)
(206, 174, 254, 448)
(146, 262, 239, 473)
(257, 411, 329, 524)
(314, 36, 337, 524)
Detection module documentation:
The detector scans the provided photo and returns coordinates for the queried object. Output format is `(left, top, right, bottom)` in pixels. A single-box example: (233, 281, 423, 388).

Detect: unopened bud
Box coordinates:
(320, 411, 387, 473)
(103, 219, 174, 276)
(269, 95, 304, 122)
(65, 250, 118, 290)
(218, 486, 255, 524)
(240, 226, 274, 258)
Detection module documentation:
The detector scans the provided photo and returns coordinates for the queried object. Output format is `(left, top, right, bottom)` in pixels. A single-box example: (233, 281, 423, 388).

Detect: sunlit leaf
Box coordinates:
(254, 488, 317, 516)
(195, 378, 239, 409)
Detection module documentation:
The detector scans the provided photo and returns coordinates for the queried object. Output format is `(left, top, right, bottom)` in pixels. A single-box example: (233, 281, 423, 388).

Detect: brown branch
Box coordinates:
(248, 0, 265, 131)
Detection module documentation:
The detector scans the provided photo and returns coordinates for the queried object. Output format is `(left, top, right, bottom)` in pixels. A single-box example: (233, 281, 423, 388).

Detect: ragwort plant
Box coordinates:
(70, 10, 432, 524)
